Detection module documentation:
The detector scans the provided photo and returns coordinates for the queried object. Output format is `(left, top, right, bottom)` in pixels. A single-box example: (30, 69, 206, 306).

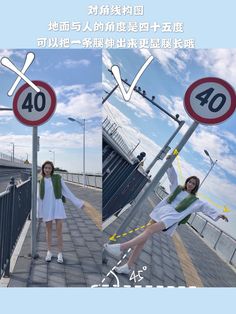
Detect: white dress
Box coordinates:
(149, 166, 219, 236)
(37, 177, 84, 222)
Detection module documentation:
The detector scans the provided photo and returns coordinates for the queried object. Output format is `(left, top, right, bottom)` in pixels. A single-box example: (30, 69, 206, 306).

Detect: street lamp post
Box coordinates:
(128, 139, 140, 156)
(49, 150, 55, 165)
(200, 150, 217, 188)
(10, 142, 15, 162)
(68, 117, 86, 187)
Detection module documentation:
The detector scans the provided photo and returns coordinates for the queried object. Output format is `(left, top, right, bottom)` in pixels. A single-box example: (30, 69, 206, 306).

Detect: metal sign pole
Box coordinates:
(146, 120, 185, 172)
(112, 121, 199, 235)
(31, 126, 38, 258)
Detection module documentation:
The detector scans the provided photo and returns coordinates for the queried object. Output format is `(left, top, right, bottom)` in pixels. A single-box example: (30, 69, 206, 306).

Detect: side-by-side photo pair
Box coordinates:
(0, 48, 236, 288)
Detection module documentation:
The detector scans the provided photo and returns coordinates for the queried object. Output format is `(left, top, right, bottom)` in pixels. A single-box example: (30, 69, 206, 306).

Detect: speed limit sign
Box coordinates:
(13, 80, 56, 126)
(184, 77, 236, 125)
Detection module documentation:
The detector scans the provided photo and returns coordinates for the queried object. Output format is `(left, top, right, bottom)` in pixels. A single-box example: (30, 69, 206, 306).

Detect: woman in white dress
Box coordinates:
(104, 161, 228, 274)
(37, 161, 84, 263)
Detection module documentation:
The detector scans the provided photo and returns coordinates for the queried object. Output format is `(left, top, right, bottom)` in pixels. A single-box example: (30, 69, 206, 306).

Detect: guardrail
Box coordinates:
(0, 177, 31, 279)
(103, 117, 137, 160)
(0, 152, 25, 164)
(155, 185, 236, 269)
(56, 172, 102, 189)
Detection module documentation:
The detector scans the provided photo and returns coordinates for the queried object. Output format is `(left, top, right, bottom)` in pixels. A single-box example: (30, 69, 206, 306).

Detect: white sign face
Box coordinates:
(184, 77, 236, 125)
(13, 81, 56, 126)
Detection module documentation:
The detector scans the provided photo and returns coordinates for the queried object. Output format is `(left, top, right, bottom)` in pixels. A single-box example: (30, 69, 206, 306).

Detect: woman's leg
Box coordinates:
(127, 242, 146, 267)
(120, 221, 165, 251)
(56, 219, 63, 252)
(45, 221, 53, 251)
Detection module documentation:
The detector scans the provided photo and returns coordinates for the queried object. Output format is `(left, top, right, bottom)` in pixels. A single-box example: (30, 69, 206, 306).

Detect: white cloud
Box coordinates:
(153, 49, 188, 72)
(0, 49, 14, 59)
(158, 94, 192, 124)
(135, 49, 191, 85)
(103, 49, 113, 70)
(39, 128, 101, 149)
(195, 49, 236, 87)
(188, 127, 236, 178)
(0, 50, 14, 74)
(51, 122, 67, 127)
(56, 58, 91, 69)
(53, 82, 102, 120)
(0, 116, 13, 124)
(56, 93, 101, 119)
(134, 48, 152, 59)
(221, 130, 236, 145)
(190, 128, 230, 156)
(54, 82, 102, 98)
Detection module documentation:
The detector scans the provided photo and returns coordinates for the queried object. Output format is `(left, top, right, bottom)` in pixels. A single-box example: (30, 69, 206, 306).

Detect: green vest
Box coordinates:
(167, 185, 198, 225)
(40, 174, 66, 203)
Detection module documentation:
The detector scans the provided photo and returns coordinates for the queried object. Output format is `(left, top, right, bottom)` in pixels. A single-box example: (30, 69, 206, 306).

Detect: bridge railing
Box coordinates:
(155, 185, 236, 269)
(103, 117, 137, 160)
(56, 172, 102, 189)
(0, 177, 31, 279)
(0, 152, 25, 164)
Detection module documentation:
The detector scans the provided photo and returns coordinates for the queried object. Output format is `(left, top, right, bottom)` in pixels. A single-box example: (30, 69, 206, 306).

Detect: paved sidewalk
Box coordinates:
(8, 183, 102, 287)
(102, 191, 236, 288)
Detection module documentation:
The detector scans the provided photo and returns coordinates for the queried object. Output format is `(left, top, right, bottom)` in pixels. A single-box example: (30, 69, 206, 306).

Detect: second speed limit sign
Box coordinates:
(13, 80, 56, 126)
(184, 77, 236, 125)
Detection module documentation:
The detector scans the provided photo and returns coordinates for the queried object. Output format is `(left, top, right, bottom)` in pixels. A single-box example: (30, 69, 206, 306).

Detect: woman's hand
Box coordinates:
(218, 214, 229, 222)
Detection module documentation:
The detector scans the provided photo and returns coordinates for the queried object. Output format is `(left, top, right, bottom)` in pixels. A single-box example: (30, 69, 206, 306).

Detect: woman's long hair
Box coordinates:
(41, 160, 54, 177)
(183, 176, 200, 195)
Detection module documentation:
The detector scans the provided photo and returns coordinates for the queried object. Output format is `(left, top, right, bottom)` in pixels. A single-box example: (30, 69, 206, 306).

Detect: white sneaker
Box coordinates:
(103, 243, 121, 258)
(57, 252, 64, 264)
(45, 251, 53, 262)
(115, 263, 132, 275)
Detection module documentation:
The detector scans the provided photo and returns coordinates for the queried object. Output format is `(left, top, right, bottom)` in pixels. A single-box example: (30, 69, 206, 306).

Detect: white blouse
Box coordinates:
(149, 166, 219, 236)
(37, 177, 84, 222)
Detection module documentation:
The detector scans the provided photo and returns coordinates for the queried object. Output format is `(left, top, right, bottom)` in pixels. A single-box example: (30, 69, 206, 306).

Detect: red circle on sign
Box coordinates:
(184, 77, 236, 124)
(13, 80, 56, 126)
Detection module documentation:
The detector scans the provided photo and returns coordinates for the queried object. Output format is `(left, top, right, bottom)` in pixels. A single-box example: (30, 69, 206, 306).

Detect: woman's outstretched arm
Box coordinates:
(166, 164, 178, 193)
(61, 179, 84, 209)
(198, 201, 229, 222)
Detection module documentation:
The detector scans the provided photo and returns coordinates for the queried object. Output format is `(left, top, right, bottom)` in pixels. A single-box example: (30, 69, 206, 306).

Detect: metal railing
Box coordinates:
(0, 152, 25, 164)
(0, 177, 31, 278)
(155, 185, 236, 268)
(103, 117, 137, 160)
(57, 172, 102, 189)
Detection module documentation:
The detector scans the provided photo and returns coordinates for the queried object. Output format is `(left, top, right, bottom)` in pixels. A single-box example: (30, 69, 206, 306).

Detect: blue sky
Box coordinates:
(0, 49, 102, 173)
(103, 49, 236, 238)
